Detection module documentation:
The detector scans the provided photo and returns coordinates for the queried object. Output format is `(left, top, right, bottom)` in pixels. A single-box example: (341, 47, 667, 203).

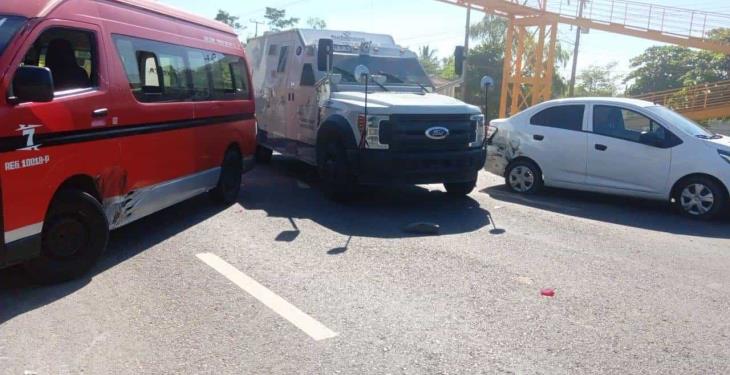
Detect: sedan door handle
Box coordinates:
(533, 135, 545, 141)
(92, 108, 109, 118)
(595, 144, 608, 151)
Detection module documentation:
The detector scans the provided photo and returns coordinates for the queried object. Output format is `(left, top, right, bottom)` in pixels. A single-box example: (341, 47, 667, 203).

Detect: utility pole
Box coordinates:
(460, 5, 471, 101)
(568, 0, 587, 97)
(250, 19, 265, 37)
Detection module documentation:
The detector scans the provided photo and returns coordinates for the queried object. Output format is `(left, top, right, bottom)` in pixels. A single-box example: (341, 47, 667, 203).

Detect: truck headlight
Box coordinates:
(719, 149, 730, 164)
(469, 114, 486, 148)
(358, 114, 390, 150)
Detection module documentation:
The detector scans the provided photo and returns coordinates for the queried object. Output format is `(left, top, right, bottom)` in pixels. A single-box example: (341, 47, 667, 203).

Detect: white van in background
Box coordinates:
(246, 29, 486, 199)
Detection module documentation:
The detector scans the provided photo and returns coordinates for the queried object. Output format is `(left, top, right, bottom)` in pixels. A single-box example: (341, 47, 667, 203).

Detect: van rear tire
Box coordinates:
(317, 137, 356, 201)
(24, 189, 109, 284)
(210, 148, 243, 205)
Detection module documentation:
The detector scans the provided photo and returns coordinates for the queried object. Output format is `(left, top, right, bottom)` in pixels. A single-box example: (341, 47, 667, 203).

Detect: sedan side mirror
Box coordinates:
(11, 66, 54, 104)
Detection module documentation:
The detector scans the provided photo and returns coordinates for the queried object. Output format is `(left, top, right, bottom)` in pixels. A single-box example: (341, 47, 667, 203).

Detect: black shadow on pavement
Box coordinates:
(483, 184, 730, 239)
(0, 195, 227, 324)
(240, 156, 491, 240)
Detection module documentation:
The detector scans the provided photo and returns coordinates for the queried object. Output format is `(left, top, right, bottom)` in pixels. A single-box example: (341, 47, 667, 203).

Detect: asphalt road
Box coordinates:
(1, 157, 729, 374)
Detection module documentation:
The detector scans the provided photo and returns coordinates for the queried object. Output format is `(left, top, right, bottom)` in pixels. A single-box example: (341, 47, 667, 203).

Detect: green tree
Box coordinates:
(418, 45, 440, 75)
(624, 31, 730, 96)
(306, 17, 327, 30)
(215, 10, 243, 31)
(575, 62, 622, 97)
(264, 7, 299, 31)
(624, 46, 697, 95)
(440, 56, 457, 80)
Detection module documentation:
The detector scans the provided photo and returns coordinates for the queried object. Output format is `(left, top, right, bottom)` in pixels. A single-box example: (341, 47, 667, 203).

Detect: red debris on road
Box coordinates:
(540, 288, 556, 297)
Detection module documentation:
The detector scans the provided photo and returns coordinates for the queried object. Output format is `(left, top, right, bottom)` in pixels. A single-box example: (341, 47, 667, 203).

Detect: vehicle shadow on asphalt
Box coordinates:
(0, 195, 227, 324)
(483, 184, 730, 239)
(239, 156, 492, 240)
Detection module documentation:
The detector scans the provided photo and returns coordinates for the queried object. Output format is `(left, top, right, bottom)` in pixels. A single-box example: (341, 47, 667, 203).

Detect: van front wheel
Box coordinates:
(24, 189, 109, 284)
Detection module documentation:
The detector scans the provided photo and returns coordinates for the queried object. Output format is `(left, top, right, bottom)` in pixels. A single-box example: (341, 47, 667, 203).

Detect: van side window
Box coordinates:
(113, 34, 250, 102)
(22, 28, 97, 93)
(187, 50, 211, 100)
(277, 46, 289, 73)
(137, 51, 161, 90)
(530, 105, 585, 131)
(300, 63, 316, 86)
(268, 44, 279, 56)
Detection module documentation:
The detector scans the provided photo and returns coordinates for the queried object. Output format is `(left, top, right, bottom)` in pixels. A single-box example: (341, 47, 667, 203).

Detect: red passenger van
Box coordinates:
(0, 0, 256, 283)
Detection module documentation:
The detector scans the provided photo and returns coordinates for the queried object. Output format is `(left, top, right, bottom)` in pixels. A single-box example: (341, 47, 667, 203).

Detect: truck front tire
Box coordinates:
(255, 145, 273, 164)
(317, 137, 356, 201)
(24, 189, 109, 284)
(444, 180, 477, 196)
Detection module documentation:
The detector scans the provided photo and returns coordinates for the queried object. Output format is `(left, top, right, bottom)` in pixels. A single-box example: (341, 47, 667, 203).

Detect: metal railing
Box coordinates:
(633, 80, 730, 117)
(511, 0, 730, 41)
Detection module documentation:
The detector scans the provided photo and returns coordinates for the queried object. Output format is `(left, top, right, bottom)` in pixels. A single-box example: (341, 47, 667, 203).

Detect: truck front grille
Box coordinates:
(381, 114, 475, 152)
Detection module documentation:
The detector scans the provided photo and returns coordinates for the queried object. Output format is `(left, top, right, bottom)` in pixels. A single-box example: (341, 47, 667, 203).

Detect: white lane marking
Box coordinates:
(196, 253, 338, 341)
(487, 191, 582, 212)
(296, 180, 311, 189)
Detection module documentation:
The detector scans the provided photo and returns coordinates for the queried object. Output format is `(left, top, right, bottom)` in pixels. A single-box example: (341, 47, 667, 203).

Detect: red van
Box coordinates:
(0, 0, 256, 283)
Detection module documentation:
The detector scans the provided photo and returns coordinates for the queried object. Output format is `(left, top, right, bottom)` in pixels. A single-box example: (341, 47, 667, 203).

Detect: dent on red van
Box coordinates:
(0, 0, 256, 284)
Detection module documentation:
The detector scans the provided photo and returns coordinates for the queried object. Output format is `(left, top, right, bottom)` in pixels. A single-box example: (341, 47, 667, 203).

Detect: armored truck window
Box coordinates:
(300, 63, 316, 86)
(277, 46, 289, 73)
(530, 105, 585, 131)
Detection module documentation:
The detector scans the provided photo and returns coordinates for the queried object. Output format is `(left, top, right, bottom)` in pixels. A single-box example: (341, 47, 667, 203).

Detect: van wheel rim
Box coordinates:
(680, 183, 714, 216)
(509, 166, 534, 192)
(46, 217, 88, 259)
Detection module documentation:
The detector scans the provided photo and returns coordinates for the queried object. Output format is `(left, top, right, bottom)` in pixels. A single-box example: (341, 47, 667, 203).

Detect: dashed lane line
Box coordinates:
(196, 253, 338, 341)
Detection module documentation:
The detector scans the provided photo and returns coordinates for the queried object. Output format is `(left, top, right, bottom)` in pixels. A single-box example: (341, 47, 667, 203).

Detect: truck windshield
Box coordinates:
(333, 54, 432, 88)
(0, 16, 26, 57)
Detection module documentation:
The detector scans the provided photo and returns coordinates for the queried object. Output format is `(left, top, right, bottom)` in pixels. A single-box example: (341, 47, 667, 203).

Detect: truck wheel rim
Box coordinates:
(509, 166, 534, 192)
(680, 183, 714, 215)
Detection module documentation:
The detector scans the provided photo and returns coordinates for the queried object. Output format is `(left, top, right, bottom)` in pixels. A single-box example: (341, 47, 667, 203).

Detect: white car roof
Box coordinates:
(539, 97, 656, 108)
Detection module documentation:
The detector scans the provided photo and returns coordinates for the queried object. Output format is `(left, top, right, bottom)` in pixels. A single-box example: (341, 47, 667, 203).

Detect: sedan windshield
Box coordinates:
(0, 16, 26, 57)
(646, 105, 716, 138)
(332, 54, 433, 88)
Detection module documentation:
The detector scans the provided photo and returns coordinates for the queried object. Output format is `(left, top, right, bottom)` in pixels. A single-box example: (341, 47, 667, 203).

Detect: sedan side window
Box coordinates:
(530, 105, 585, 131)
(593, 105, 671, 146)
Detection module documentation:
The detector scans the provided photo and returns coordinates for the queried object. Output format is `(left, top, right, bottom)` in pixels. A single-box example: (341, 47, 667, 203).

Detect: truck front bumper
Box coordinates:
(347, 148, 486, 185)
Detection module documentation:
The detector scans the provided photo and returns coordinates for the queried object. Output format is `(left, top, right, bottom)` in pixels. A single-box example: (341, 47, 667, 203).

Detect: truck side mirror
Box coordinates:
(11, 66, 54, 104)
(318, 38, 334, 72)
(454, 46, 465, 77)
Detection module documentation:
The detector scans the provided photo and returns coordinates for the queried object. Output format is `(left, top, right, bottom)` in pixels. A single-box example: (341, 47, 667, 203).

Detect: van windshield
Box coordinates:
(0, 16, 26, 57)
(332, 54, 432, 88)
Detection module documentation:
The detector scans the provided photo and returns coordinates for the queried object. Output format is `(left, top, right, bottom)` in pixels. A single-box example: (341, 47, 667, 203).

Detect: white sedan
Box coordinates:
(485, 98, 730, 220)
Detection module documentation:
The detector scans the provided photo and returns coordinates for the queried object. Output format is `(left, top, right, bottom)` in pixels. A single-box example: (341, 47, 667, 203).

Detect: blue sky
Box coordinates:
(159, 0, 730, 81)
